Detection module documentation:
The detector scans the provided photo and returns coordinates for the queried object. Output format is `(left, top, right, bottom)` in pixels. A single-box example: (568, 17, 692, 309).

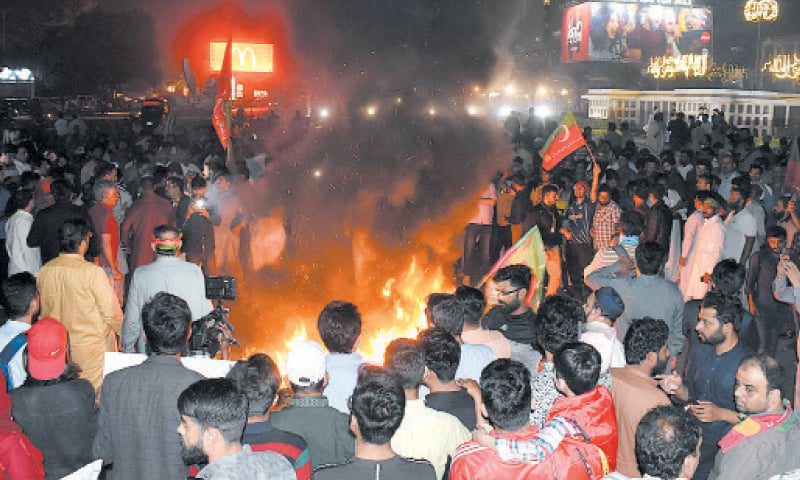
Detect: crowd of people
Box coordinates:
(0, 102, 799, 480)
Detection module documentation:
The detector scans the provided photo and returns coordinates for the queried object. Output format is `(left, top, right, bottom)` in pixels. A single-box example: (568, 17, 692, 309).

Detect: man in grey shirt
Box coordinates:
(177, 378, 294, 480)
(587, 241, 685, 365)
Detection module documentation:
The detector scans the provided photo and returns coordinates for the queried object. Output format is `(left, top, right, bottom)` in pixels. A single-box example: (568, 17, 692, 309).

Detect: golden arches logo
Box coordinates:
(209, 42, 274, 73)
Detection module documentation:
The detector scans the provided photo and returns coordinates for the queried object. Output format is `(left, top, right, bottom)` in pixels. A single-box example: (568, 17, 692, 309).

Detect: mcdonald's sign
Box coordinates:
(209, 42, 274, 73)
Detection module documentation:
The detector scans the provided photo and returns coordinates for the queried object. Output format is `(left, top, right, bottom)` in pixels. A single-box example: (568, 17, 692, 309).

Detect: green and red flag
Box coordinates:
(539, 112, 586, 171)
(478, 226, 547, 310)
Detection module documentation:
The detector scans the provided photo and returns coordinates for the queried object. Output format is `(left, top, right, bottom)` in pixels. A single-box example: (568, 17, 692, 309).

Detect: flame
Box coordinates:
(272, 324, 309, 373)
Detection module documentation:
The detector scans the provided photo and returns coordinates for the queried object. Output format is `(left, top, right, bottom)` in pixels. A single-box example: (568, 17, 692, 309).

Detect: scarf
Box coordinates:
(719, 402, 794, 453)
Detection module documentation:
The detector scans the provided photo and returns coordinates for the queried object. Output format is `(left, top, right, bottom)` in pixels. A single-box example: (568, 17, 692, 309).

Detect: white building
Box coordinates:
(582, 88, 800, 137)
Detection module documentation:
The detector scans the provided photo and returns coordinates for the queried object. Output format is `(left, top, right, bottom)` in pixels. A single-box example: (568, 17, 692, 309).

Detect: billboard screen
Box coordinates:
(562, 3, 712, 63)
(209, 42, 274, 73)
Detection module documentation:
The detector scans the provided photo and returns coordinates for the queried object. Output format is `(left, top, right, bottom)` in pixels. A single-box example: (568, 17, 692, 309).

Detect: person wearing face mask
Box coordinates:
(681, 193, 727, 302)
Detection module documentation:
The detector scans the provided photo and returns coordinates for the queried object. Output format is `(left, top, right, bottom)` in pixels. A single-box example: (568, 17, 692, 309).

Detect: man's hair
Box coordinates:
(701, 291, 742, 332)
(740, 353, 784, 395)
(597, 184, 613, 195)
(153, 224, 180, 240)
(633, 184, 650, 201)
(92, 179, 116, 202)
(190, 176, 207, 190)
(93, 161, 116, 179)
(430, 298, 465, 336)
(0, 272, 37, 322)
(636, 241, 666, 275)
(480, 359, 531, 431)
(317, 301, 362, 353)
(537, 295, 582, 354)
(455, 285, 486, 327)
(351, 366, 405, 444)
(177, 378, 248, 444)
(166, 176, 185, 192)
(650, 183, 666, 199)
(11, 188, 33, 211)
(226, 354, 281, 417)
(50, 178, 74, 202)
(139, 176, 156, 192)
(58, 219, 91, 253)
(624, 317, 669, 365)
(541, 184, 558, 197)
(554, 342, 601, 395)
(492, 265, 531, 291)
(384, 339, 424, 390)
(418, 328, 461, 383)
(620, 211, 645, 237)
(767, 225, 788, 241)
(635, 406, 702, 480)
(732, 176, 752, 200)
(142, 292, 191, 354)
(710, 259, 746, 296)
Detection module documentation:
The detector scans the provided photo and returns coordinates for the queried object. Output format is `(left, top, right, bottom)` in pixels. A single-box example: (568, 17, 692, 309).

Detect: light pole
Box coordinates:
(744, 0, 779, 89)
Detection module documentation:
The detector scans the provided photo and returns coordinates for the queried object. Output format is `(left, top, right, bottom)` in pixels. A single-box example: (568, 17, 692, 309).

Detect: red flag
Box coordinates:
(213, 38, 233, 150)
(539, 112, 586, 171)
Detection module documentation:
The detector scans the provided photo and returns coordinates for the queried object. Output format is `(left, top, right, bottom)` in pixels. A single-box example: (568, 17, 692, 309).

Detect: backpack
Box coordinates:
(0, 333, 27, 391)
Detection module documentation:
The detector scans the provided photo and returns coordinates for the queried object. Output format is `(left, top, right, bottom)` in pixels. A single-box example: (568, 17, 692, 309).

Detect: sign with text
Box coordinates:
(210, 42, 274, 73)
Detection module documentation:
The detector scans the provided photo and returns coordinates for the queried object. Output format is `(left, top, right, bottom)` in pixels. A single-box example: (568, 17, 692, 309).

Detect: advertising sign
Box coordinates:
(209, 42, 274, 73)
(562, 2, 712, 64)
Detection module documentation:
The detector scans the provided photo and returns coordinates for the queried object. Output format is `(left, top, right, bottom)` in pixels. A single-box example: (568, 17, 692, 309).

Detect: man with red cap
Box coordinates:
(10, 317, 96, 479)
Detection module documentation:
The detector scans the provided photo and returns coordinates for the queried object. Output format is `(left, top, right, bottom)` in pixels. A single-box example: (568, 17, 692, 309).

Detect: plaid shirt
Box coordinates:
(592, 201, 622, 250)
(493, 416, 582, 463)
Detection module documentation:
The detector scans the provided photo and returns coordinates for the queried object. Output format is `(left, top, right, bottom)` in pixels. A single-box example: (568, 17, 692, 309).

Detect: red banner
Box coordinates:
(540, 112, 587, 171)
(213, 38, 233, 150)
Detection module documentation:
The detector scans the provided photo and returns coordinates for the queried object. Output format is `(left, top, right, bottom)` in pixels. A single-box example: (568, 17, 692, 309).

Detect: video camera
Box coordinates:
(187, 276, 239, 358)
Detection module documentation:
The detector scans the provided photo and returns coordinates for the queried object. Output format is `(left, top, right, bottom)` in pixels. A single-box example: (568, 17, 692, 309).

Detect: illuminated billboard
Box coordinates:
(209, 42, 274, 73)
(562, 3, 712, 63)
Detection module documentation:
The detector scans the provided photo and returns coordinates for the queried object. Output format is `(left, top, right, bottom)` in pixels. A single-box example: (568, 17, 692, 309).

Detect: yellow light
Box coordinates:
(537, 86, 549, 96)
(366, 105, 378, 116)
(395, 97, 403, 105)
(647, 54, 709, 80)
(560, 88, 570, 97)
(744, 0, 779, 22)
(505, 84, 516, 96)
(763, 54, 800, 81)
(428, 108, 437, 116)
(466, 105, 479, 116)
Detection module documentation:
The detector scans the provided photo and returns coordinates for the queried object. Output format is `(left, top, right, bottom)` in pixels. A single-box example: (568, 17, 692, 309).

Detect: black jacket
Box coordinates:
(11, 378, 97, 479)
(27, 200, 98, 263)
(643, 201, 673, 252)
(524, 203, 562, 248)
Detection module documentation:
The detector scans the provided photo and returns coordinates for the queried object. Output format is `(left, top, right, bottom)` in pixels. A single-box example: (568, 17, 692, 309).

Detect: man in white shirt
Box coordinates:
(723, 179, 757, 264)
(5, 189, 40, 276)
(317, 300, 365, 414)
(581, 286, 626, 373)
(0, 272, 39, 389)
(716, 151, 740, 202)
(463, 182, 496, 285)
(430, 298, 495, 381)
(681, 193, 726, 301)
(122, 224, 212, 353)
(54, 112, 70, 137)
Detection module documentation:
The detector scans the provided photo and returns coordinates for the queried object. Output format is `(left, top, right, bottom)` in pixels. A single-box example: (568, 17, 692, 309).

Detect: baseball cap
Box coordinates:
(27, 317, 68, 380)
(285, 341, 327, 387)
(595, 287, 625, 320)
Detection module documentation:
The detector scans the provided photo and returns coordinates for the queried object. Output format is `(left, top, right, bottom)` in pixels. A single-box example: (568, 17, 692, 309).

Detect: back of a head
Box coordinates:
(50, 178, 73, 202)
(537, 295, 582, 354)
(139, 176, 156, 192)
(418, 328, 461, 383)
(480, 359, 531, 432)
(0, 272, 37, 323)
(554, 342, 601, 395)
(636, 241, 666, 275)
(620, 211, 645, 237)
(94, 161, 116, 180)
(142, 292, 191, 354)
(430, 298, 465, 336)
(455, 285, 486, 327)
(634, 184, 650, 201)
(492, 265, 531, 291)
(710, 259, 746, 296)
(11, 188, 33, 212)
(226, 353, 281, 417)
(701, 290, 742, 332)
(624, 318, 669, 365)
(384, 339, 424, 390)
(58, 219, 90, 253)
(635, 406, 701, 480)
(351, 366, 405, 445)
(317, 301, 362, 354)
(178, 378, 248, 444)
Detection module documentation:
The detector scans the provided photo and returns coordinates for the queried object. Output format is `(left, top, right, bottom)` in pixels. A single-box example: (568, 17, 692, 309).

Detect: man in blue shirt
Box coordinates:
(657, 291, 751, 480)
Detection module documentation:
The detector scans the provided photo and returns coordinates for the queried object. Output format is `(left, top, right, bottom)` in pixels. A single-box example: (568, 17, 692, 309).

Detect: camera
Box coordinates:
(205, 276, 236, 301)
